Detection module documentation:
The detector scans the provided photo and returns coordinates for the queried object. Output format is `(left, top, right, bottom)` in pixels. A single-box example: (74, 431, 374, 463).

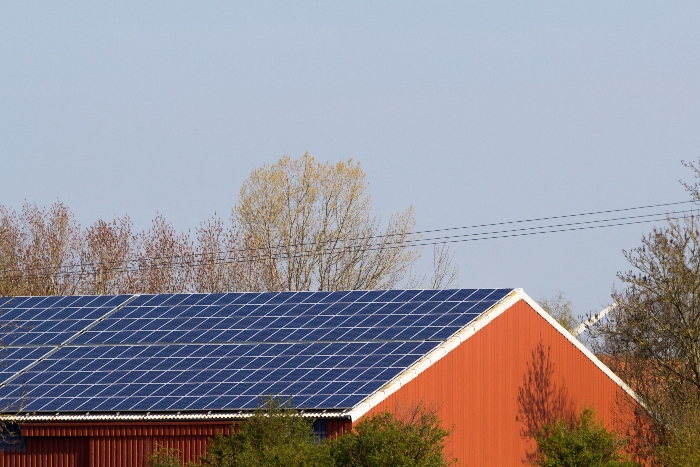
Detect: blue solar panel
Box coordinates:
(0, 295, 132, 347)
(0, 288, 513, 412)
(71, 291, 502, 347)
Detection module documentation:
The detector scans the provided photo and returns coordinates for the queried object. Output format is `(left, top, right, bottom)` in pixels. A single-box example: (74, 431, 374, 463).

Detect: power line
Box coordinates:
(410, 200, 695, 236)
(0, 201, 694, 275)
(4, 201, 694, 275)
(417, 209, 695, 244)
(1, 204, 694, 279)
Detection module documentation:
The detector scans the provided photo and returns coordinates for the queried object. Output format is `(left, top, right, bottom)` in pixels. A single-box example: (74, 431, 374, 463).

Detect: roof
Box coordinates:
(0, 288, 636, 422)
(0, 289, 513, 420)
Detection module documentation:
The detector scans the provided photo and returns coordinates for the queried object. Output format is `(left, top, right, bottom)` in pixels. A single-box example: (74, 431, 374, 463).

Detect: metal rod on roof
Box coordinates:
(572, 304, 617, 336)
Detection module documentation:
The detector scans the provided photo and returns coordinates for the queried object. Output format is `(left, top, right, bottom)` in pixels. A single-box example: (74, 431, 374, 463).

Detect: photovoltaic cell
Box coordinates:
(0, 295, 132, 347)
(0, 340, 432, 411)
(0, 288, 513, 412)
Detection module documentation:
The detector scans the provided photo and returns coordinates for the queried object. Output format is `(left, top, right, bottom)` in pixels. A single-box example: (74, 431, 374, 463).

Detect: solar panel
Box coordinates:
(0, 288, 513, 413)
(0, 295, 133, 347)
(71, 290, 508, 346)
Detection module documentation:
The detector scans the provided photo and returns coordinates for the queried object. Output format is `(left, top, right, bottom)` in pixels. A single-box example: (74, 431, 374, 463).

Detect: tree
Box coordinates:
(331, 403, 457, 467)
(538, 292, 579, 335)
(2, 155, 457, 296)
(591, 214, 700, 463)
(192, 398, 456, 467)
(80, 216, 133, 295)
(199, 396, 330, 467)
(148, 445, 187, 467)
(234, 153, 420, 291)
(589, 158, 700, 465)
(407, 243, 460, 290)
(532, 407, 639, 467)
(0, 201, 82, 296)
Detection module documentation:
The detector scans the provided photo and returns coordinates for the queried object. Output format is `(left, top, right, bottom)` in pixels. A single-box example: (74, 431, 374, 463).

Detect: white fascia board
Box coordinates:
(345, 289, 523, 422)
(2, 411, 344, 422)
(345, 289, 639, 422)
(518, 293, 640, 405)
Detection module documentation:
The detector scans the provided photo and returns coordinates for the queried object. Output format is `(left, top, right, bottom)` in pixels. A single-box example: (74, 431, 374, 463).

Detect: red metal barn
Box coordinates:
(0, 289, 640, 466)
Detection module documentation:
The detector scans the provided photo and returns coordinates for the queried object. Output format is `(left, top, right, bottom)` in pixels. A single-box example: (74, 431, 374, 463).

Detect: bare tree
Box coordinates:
(406, 243, 460, 290)
(429, 243, 459, 289)
(591, 215, 700, 465)
(0, 202, 83, 296)
(192, 215, 265, 293)
(2, 156, 458, 296)
(234, 153, 421, 291)
(131, 215, 194, 294)
(0, 207, 22, 297)
(79, 216, 133, 295)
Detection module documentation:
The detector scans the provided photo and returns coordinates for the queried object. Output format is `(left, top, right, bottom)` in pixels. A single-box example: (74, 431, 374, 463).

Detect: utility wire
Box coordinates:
(2, 202, 694, 275)
(1, 205, 694, 279)
(0, 201, 694, 272)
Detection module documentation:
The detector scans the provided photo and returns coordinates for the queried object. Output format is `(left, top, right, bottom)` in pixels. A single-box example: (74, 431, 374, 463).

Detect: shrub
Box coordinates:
(533, 407, 639, 467)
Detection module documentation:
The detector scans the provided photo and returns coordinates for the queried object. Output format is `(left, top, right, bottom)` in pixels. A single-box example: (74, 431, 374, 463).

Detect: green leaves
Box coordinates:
(200, 396, 331, 467)
(331, 409, 457, 467)
(532, 407, 639, 467)
(179, 397, 456, 467)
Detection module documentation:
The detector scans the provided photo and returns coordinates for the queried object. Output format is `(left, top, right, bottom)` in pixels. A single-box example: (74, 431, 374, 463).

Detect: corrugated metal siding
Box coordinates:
(0, 299, 638, 467)
(0, 436, 89, 467)
(0, 419, 352, 467)
(326, 419, 352, 439)
(356, 299, 637, 467)
(0, 422, 232, 467)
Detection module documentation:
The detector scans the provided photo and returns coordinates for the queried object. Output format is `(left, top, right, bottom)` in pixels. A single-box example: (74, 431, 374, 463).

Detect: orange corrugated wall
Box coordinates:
(356, 299, 639, 467)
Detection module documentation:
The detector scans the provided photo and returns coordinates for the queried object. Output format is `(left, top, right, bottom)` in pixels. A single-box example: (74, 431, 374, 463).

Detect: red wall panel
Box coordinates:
(0, 422, 232, 467)
(356, 299, 638, 467)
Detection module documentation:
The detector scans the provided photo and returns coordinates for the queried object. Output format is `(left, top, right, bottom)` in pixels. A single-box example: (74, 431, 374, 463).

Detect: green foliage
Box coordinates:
(196, 398, 456, 467)
(532, 407, 639, 467)
(538, 292, 579, 335)
(658, 421, 700, 467)
(148, 445, 186, 467)
(654, 400, 700, 467)
(331, 407, 457, 467)
(199, 396, 331, 467)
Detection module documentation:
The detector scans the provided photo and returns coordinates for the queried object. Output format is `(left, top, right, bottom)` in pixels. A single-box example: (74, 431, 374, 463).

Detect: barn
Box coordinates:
(0, 288, 639, 466)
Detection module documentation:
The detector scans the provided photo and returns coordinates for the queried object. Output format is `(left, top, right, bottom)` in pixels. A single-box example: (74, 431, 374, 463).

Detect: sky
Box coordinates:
(2, 1, 699, 316)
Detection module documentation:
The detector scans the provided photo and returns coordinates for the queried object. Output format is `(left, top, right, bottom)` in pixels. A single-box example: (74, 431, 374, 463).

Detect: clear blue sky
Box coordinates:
(2, 1, 698, 315)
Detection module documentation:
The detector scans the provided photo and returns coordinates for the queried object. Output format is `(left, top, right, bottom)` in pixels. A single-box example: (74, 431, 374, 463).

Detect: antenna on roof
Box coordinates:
(572, 304, 617, 336)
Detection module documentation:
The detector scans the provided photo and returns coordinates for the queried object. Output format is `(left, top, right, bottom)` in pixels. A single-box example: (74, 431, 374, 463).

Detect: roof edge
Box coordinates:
(517, 292, 641, 405)
(346, 288, 521, 421)
(2, 410, 350, 422)
(346, 289, 640, 422)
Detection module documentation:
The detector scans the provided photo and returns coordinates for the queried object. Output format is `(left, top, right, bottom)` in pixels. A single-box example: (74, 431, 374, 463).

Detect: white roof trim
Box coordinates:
(518, 293, 640, 404)
(2, 410, 345, 422)
(346, 289, 639, 422)
(346, 289, 522, 421)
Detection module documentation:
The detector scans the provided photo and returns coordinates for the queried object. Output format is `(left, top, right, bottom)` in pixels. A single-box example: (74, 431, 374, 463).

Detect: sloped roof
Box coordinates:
(0, 289, 514, 420)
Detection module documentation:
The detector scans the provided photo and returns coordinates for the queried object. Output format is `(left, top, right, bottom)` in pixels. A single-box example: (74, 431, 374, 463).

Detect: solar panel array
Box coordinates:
(0, 289, 512, 413)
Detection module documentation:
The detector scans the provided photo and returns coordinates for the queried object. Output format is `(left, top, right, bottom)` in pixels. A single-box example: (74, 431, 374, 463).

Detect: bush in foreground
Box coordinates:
(532, 407, 639, 467)
(332, 407, 457, 467)
(149, 397, 456, 467)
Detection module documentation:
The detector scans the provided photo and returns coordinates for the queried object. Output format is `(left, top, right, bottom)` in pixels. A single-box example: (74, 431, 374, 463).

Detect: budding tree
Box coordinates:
(234, 153, 420, 291)
(131, 215, 194, 294)
(0, 202, 82, 296)
(80, 216, 133, 295)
